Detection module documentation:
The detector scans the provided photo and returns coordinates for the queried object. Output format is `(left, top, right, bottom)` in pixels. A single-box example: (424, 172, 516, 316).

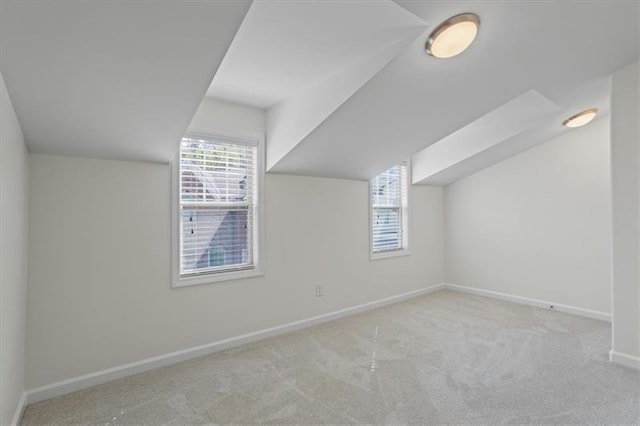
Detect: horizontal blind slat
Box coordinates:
(371, 163, 407, 254)
(179, 137, 258, 276)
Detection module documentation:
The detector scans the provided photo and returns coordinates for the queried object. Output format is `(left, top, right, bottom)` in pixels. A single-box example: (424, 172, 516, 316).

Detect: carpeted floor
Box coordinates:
(21, 290, 640, 425)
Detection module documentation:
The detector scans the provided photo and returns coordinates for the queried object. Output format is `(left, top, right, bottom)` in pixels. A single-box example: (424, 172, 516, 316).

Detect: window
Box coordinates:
(370, 162, 409, 259)
(172, 131, 263, 287)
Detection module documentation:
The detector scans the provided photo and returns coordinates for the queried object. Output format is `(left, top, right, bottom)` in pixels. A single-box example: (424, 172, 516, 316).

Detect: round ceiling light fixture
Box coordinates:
(562, 108, 598, 128)
(426, 13, 480, 59)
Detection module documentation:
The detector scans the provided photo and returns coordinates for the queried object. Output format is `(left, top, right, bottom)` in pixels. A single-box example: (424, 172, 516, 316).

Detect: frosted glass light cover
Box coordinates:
(563, 109, 598, 128)
(426, 14, 480, 59)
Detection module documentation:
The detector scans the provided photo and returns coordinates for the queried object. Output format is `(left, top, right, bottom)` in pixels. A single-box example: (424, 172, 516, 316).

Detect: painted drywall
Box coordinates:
(188, 97, 265, 135)
(610, 60, 640, 360)
(412, 90, 561, 184)
(26, 99, 444, 389)
(0, 72, 29, 424)
(266, 28, 423, 173)
(0, 1, 252, 163)
(445, 117, 612, 314)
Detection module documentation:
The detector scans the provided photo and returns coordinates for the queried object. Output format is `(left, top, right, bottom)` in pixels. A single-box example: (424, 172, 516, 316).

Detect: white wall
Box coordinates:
(188, 96, 264, 134)
(610, 60, 640, 362)
(445, 117, 612, 314)
(0, 72, 29, 424)
(26, 99, 444, 389)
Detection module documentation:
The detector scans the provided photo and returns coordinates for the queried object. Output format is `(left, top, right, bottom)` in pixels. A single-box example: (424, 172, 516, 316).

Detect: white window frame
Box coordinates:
(171, 127, 265, 288)
(369, 161, 411, 260)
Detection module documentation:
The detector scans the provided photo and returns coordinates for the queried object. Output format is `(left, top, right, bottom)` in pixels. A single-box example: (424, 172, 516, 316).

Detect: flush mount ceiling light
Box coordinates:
(426, 13, 480, 59)
(562, 108, 598, 128)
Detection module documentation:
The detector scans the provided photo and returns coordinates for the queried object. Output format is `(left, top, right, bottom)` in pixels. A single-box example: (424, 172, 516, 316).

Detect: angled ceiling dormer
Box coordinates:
(0, 1, 251, 162)
(412, 91, 562, 185)
(205, 0, 427, 171)
(1, 0, 637, 184)
(266, 1, 638, 181)
(264, 29, 424, 171)
(413, 78, 612, 185)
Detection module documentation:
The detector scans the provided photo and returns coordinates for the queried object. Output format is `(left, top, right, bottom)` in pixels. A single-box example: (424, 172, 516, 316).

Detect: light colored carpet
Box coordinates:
(21, 290, 640, 425)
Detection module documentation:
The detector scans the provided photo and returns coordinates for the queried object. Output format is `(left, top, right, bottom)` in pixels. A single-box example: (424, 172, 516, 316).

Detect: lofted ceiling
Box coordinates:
(207, 1, 426, 109)
(262, 1, 638, 181)
(1, 1, 638, 185)
(0, 1, 251, 163)
(413, 77, 612, 185)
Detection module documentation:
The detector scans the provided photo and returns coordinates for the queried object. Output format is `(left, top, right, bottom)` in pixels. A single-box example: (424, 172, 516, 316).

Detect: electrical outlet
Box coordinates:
(315, 284, 324, 297)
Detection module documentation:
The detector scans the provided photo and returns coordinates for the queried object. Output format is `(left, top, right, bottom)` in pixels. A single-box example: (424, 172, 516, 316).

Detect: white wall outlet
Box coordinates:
(315, 284, 324, 297)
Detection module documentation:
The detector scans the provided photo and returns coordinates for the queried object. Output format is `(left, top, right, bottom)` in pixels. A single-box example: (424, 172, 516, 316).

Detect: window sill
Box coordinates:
(172, 267, 264, 288)
(370, 249, 411, 261)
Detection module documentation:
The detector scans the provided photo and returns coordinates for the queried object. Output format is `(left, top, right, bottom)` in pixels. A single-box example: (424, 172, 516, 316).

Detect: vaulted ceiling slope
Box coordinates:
(413, 77, 611, 185)
(262, 1, 638, 181)
(1, 1, 638, 184)
(207, 1, 426, 109)
(205, 1, 427, 171)
(0, 1, 251, 162)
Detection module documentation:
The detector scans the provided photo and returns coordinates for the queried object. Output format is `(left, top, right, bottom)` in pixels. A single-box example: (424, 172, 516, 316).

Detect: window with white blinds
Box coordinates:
(370, 163, 409, 257)
(178, 136, 260, 280)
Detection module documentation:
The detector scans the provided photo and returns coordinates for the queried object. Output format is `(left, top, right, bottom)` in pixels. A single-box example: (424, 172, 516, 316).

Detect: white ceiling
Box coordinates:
(1, 1, 638, 185)
(412, 90, 562, 184)
(207, 1, 425, 109)
(0, 1, 250, 163)
(265, 25, 425, 171)
(415, 77, 612, 185)
(264, 1, 638, 181)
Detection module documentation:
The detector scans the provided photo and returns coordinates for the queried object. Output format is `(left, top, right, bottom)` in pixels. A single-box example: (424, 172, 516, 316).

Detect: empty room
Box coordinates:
(1, 1, 639, 424)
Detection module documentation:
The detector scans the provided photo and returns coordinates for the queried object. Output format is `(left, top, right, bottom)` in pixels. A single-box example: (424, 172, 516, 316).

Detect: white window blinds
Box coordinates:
(371, 163, 408, 254)
(179, 137, 258, 277)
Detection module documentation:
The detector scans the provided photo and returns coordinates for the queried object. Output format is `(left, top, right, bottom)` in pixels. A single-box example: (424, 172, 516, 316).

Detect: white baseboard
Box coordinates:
(11, 391, 27, 426)
(609, 350, 640, 369)
(443, 283, 611, 322)
(26, 283, 445, 404)
(24, 282, 617, 405)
